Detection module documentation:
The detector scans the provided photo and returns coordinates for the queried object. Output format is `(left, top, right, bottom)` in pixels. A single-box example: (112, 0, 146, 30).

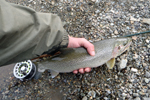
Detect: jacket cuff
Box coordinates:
(60, 30, 69, 48)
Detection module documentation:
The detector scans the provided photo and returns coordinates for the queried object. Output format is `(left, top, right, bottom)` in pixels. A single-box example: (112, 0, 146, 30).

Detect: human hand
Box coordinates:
(67, 35, 95, 74)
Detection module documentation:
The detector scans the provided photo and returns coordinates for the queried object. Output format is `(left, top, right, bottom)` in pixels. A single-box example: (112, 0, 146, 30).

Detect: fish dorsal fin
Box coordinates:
(106, 58, 115, 69)
(50, 70, 59, 78)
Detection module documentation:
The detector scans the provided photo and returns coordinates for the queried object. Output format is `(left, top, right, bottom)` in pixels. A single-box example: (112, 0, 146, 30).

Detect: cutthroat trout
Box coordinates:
(37, 37, 132, 78)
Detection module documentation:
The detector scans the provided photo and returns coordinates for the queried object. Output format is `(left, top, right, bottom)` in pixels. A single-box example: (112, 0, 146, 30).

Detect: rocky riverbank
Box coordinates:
(0, 0, 150, 99)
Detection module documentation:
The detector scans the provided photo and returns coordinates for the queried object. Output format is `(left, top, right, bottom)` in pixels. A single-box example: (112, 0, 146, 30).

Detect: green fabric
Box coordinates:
(0, 0, 68, 66)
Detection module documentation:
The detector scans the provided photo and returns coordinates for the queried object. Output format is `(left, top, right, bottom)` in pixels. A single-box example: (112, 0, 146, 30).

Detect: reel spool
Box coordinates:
(13, 60, 36, 81)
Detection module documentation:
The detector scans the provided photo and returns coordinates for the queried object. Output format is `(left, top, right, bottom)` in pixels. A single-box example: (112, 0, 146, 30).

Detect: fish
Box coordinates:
(36, 37, 132, 78)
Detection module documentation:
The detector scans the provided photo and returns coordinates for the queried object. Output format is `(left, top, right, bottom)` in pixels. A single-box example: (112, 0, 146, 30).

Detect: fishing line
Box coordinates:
(122, 30, 150, 37)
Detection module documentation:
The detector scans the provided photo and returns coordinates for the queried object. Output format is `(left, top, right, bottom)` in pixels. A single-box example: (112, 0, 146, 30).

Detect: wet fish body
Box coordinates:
(37, 37, 132, 77)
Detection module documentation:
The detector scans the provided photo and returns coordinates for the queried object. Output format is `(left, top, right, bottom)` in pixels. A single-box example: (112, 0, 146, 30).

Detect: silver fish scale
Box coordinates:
(38, 38, 117, 73)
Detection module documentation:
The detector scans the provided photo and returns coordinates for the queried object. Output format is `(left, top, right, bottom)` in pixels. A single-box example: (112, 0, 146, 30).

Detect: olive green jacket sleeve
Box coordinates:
(0, 0, 69, 66)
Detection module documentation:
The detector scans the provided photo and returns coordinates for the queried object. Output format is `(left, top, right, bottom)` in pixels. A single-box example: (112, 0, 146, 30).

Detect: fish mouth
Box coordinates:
(122, 38, 132, 52)
(112, 38, 132, 58)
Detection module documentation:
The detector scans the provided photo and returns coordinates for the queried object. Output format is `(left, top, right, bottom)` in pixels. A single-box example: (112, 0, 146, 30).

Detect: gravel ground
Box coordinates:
(0, 0, 150, 100)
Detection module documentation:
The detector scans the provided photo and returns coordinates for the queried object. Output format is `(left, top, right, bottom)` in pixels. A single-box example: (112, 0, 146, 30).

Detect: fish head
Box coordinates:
(112, 37, 132, 58)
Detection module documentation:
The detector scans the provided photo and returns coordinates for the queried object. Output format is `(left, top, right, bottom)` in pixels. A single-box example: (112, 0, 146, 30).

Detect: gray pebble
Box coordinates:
(143, 97, 150, 100)
(110, 23, 114, 26)
(114, 29, 118, 34)
(148, 90, 150, 94)
(106, 89, 111, 94)
(88, 90, 96, 98)
(95, 10, 100, 14)
(145, 71, 150, 78)
(139, 92, 146, 96)
(147, 83, 150, 88)
(129, 84, 133, 88)
(119, 59, 127, 70)
(144, 78, 149, 83)
(82, 96, 87, 100)
(96, 90, 100, 95)
(133, 93, 139, 97)
(131, 68, 138, 73)
(104, 97, 109, 100)
(122, 93, 127, 97)
(126, 26, 130, 30)
(134, 97, 141, 100)
(147, 44, 150, 48)
(142, 18, 150, 25)
(67, 6, 71, 12)
(145, 39, 149, 43)
(129, 91, 133, 95)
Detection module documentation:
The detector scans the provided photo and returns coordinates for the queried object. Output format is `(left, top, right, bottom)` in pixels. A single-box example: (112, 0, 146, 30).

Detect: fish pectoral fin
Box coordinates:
(50, 70, 59, 78)
(106, 58, 115, 69)
(37, 63, 46, 72)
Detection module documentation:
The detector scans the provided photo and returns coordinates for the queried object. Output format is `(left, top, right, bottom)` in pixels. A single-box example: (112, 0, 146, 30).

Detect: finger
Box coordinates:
(73, 70, 78, 74)
(79, 38, 95, 56)
(79, 68, 85, 74)
(85, 67, 91, 72)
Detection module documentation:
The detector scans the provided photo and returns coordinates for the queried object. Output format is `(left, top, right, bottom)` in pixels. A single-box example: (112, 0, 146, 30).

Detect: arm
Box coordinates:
(0, 0, 95, 74)
(0, 0, 68, 66)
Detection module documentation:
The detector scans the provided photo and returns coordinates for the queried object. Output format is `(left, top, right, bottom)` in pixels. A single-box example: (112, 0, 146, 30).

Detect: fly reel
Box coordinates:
(13, 60, 36, 81)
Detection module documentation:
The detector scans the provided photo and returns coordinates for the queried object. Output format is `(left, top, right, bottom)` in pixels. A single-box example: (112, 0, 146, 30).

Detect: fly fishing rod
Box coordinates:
(13, 30, 150, 81)
(122, 30, 150, 37)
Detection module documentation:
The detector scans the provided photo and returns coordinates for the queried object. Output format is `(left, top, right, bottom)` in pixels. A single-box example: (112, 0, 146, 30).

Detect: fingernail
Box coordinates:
(91, 51, 95, 56)
(85, 68, 91, 72)
(79, 69, 84, 73)
(73, 70, 78, 74)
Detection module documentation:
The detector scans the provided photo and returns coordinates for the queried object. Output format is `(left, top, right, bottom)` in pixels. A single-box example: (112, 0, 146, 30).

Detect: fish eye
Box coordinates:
(118, 46, 121, 50)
